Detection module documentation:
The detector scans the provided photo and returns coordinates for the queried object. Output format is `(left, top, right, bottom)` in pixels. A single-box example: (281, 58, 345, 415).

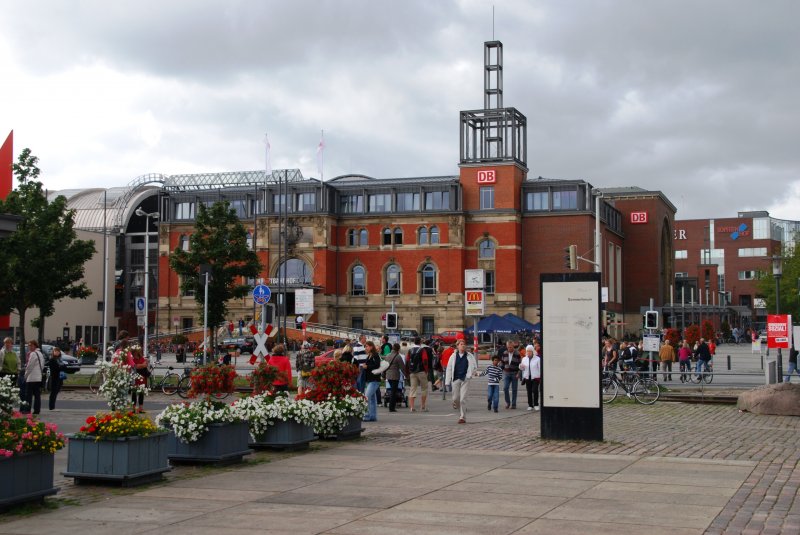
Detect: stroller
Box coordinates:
(383, 372, 409, 408)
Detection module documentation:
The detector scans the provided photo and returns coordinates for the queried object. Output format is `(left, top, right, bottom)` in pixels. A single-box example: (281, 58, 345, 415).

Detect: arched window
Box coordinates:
(179, 234, 190, 252)
(479, 239, 495, 259)
(418, 227, 429, 245)
(359, 228, 368, 246)
(382, 228, 392, 246)
(393, 227, 403, 245)
(420, 263, 437, 295)
(386, 264, 401, 295)
(430, 225, 439, 244)
(277, 258, 313, 284)
(351, 265, 366, 296)
(246, 231, 253, 250)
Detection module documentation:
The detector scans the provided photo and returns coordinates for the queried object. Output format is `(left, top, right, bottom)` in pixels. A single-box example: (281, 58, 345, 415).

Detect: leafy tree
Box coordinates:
(0, 148, 96, 346)
(170, 201, 261, 354)
(757, 246, 800, 320)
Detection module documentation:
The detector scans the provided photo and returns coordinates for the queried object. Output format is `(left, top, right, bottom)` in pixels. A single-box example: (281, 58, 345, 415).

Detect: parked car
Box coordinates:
(217, 337, 255, 355)
(315, 348, 337, 367)
(398, 329, 419, 341)
(12, 344, 81, 374)
(432, 330, 463, 344)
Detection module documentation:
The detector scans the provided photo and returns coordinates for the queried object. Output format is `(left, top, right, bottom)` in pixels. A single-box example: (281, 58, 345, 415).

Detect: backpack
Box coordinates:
(408, 347, 427, 374)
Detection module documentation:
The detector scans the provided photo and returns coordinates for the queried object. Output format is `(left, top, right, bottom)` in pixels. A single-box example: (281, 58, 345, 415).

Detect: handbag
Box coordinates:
(372, 359, 390, 375)
(59, 371, 67, 381)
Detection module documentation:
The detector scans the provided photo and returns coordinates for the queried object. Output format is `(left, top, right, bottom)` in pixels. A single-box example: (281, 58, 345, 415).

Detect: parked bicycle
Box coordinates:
(602, 367, 660, 405)
(147, 365, 183, 395)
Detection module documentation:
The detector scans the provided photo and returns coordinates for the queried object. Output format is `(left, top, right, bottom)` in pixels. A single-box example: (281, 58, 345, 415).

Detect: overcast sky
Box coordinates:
(1, 0, 797, 220)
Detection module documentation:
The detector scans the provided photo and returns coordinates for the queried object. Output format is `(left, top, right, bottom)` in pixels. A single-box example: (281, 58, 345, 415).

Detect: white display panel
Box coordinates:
(542, 280, 600, 408)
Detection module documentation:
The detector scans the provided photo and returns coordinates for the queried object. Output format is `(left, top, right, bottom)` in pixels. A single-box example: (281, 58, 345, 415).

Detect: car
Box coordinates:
(398, 329, 419, 341)
(315, 348, 337, 367)
(217, 337, 255, 355)
(12, 344, 81, 374)
(433, 330, 463, 344)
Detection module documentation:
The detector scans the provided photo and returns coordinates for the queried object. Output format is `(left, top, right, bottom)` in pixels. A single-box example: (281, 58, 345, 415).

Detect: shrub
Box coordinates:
(248, 363, 288, 395)
(664, 328, 681, 348)
(684, 324, 702, 346)
(188, 363, 237, 398)
(721, 321, 732, 340)
(701, 320, 715, 341)
(295, 360, 360, 403)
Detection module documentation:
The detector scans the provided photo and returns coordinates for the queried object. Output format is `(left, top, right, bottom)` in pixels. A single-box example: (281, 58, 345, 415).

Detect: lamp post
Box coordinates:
(772, 254, 783, 382)
(135, 208, 159, 356)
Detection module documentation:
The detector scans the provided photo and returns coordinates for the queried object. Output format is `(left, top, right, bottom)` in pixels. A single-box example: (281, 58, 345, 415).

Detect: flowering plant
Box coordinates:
(309, 395, 368, 437)
(248, 362, 287, 395)
(233, 394, 317, 440)
(155, 400, 241, 443)
(0, 411, 66, 458)
(295, 360, 367, 435)
(0, 375, 20, 416)
(77, 346, 98, 359)
(188, 363, 237, 398)
(97, 356, 148, 411)
(75, 410, 160, 440)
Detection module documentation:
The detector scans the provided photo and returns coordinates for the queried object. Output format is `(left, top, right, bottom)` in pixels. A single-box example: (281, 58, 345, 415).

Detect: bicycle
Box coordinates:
(88, 367, 107, 393)
(146, 365, 182, 395)
(602, 367, 660, 405)
(690, 359, 713, 384)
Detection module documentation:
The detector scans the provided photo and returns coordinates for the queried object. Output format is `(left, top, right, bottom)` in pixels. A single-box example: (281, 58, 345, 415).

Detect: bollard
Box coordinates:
(727, 355, 731, 370)
(761, 353, 764, 370)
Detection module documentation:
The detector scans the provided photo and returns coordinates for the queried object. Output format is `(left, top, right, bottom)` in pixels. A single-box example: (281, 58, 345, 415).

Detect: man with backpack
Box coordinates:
(405, 336, 432, 412)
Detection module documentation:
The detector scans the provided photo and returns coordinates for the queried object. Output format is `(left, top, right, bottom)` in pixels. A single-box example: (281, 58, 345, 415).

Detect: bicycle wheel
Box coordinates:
(632, 378, 660, 405)
(88, 371, 104, 393)
(211, 391, 231, 400)
(176, 375, 192, 398)
(703, 365, 713, 384)
(161, 372, 180, 395)
(602, 377, 618, 403)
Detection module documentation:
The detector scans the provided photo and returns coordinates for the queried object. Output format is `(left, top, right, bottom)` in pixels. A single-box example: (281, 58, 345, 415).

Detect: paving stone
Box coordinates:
(517, 518, 702, 535)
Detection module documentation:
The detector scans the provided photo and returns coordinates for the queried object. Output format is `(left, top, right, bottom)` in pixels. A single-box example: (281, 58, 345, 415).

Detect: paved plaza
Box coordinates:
(0, 392, 798, 534)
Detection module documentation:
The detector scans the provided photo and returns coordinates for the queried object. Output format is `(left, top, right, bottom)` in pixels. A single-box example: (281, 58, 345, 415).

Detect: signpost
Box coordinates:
(135, 297, 146, 316)
(465, 289, 484, 356)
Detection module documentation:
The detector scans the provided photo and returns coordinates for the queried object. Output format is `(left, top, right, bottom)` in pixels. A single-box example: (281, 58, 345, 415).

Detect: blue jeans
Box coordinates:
(785, 361, 800, 382)
(364, 381, 379, 421)
(356, 368, 366, 393)
(503, 373, 518, 408)
(695, 359, 710, 374)
(487, 384, 499, 410)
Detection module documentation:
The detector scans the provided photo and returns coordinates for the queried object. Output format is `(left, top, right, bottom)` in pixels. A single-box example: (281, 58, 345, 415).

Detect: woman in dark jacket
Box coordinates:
(384, 343, 403, 412)
(361, 341, 381, 422)
(47, 347, 67, 410)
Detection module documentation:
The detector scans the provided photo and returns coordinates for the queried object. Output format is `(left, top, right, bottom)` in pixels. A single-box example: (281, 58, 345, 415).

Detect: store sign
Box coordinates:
(630, 212, 648, 224)
(767, 314, 791, 349)
(718, 223, 749, 240)
(465, 290, 485, 316)
(294, 288, 314, 314)
(477, 170, 496, 184)
(673, 229, 687, 240)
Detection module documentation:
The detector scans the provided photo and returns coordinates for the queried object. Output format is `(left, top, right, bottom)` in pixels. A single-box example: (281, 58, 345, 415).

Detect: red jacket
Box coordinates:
(268, 354, 292, 386)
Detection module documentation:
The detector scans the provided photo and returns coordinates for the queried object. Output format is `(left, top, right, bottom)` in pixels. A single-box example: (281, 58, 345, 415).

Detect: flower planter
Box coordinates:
(167, 422, 252, 464)
(319, 415, 364, 441)
(0, 452, 58, 509)
(63, 432, 170, 487)
(80, 355, 98, 365)
(250, 420, 316, 451)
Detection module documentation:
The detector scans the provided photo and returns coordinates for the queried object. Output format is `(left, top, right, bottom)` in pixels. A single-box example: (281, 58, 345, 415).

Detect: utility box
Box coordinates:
(765, 359, 777, 384)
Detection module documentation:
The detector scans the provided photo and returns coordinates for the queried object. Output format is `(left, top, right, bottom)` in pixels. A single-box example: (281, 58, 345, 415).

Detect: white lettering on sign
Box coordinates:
(477, 170, 496, 184)
(630, 212, 648, 224)
(674, 229, 687, 240)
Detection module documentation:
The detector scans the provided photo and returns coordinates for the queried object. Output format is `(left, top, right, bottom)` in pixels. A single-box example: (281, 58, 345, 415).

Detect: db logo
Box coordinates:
(477, 170, 496, 184)
(630, 212, 648, 224)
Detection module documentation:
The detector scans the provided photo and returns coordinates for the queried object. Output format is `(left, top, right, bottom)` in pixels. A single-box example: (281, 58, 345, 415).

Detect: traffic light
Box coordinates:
(564, 245, 578, 270)
(385, 312, 398, 330)
(644, 310, 658, 329)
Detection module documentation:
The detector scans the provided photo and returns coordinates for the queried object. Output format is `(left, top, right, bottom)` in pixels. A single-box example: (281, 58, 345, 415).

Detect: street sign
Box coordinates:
(643, 334, 660, 352)
(465, 290, 484, 316)
(767, 314, 791, 349)
(137, 316, 145, 326)
(135, 297, 146, 316)
(295, 288, 314, 314)
(253, 284, 271, 305)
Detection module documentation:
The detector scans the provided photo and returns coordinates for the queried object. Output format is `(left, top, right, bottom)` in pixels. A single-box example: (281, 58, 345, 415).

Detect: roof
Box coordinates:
(598, 187, 677, 213)
(328, 174, 458, 188)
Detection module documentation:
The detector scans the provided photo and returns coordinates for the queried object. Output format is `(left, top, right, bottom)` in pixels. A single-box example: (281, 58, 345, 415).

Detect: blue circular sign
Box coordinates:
(253, 284, 271, 304)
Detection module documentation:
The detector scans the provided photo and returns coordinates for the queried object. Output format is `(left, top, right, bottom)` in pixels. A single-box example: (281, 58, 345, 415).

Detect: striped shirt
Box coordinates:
(352, 342, 367, 364)
(478, 363, 504, 385)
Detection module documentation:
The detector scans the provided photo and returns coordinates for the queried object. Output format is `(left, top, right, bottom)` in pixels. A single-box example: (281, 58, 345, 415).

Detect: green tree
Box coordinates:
(169, 201, 261, 354)
(0, 148, 96, 346)
(757, 247, 800, 319)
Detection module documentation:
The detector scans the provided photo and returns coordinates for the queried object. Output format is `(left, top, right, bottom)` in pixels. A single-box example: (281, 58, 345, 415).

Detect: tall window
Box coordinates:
(418, 227, 429, 245)
(485, 270, 496, 294)
(421, 263, 437, 295)
(359, 228, 368, 246)
(296, 192, 316, 212)
(526, 191, 548, 211)
(230, 199, 247, 218)
(422, 316, 435, 337)
(552, 189, 577, 210)
(340, 194, 363, 214)
(430, 225, 440, 244)
(351, 266, 366, 295)
(368, 193, 391, 213)
(277, 258, 313, 284)
(382, 228, 392, 245)
(175, 202, 195, 219)
(393, 227, 403, 245)
(347, 229, 357, 246)
(425, 191, 450, 210)
(272, 194, 288, 213)
(179, 234, 190, 252)
(479, 239, 495, 258)
(479, 187, 494, 210)
(397, 192, 420, 211)
(386, 264, 401, 295)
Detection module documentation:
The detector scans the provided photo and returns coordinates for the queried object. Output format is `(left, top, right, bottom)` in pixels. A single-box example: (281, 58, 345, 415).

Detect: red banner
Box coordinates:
(767, 314, 791, 349)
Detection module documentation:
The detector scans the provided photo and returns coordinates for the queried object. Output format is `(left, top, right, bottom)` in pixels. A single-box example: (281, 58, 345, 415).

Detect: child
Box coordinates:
(477, 355, 504, 413)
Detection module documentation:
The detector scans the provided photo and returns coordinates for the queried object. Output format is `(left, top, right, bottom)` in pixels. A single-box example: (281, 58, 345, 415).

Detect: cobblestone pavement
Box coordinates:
(361, 403, 800, 535)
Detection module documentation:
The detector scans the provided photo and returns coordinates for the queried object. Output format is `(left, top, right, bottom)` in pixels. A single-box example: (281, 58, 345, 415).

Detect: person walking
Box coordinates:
(22, 340, 46, 415)
(477, 355, 503, 412)
(445, 339, 477, 424)
(520, 344, 541, 411)
(659, 339, 676, 382)
(295, 341, 315, 396)
(47, 347, 67, 410)
(405, 337, 432, 412)
(352, 334, 368, 393)
(361, 341, 382, 422)
(784, 346, 799, 383)
(500, 340, 522, 409)
(129, 346, 149, 410)
(384, 343, 403, 412)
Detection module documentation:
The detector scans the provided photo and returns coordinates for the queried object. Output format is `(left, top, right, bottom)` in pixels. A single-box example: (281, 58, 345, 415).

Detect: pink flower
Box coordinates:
(0, 449, 12, 458)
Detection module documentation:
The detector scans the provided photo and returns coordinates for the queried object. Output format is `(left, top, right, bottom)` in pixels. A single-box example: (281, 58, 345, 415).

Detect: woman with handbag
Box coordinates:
(23, 340, 46, 415)
(130, 347, 149, 410)
(47, 347, 67, 410)
(384, 343, 403, 412)
(520, 344, 541, 411)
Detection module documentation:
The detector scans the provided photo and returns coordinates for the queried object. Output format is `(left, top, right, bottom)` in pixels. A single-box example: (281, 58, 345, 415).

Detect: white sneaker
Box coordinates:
(534, 406, 540, 411)
(526, 406, 533, 411)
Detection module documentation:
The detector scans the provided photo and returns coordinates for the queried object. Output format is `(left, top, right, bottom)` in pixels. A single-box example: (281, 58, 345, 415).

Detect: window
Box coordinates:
(422, 316, 435, 337)
(351, 266, 366, 295)
(418, 227, 429, 245)
(738, 247, 768, 257)
(675, 250, 688, 259)
(430, 225, 440, 244)
(386, 264, 401, 295)
(425, 191, 450, 210)
(526, 191, 549, 211)
(700, 248, 725, 263)
(479, 187, 494, 210)
(393, 227, 403, 245)
(347, 229, 357, 246)
(230, 199, 247, 218)
(246, 231, 253, 250)
(175, 202, 195, 219)
(368, 193, 392, 213)
(675, 272, 689, 278)
(351, 316, 364, 330)
(277, 258, 313, 284)
(421, 263, 437, 295)
(739, 270, 759, 281)
(753, 218, 770, 239)
(479, 239, 495, 259)
(382, 228, 392, 246)
(340, 194, 363, 214)
(552, 189, 577, 210)
(396, 192, 420, 211)
(296, 192, 316, 212)
(485, 270, 496, 294)
(179, 234, 190, 252)
(272, 194, 288, 213)
(359, 229, 368, 246)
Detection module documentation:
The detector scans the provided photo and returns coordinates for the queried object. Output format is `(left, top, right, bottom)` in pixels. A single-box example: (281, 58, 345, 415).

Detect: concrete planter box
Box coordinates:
(167, 422, 252, 464)
(320, 415, 364, 440)
(0, 452, 58, 509)
(63, 432, 170, 486)
(250, 420, 316, 450)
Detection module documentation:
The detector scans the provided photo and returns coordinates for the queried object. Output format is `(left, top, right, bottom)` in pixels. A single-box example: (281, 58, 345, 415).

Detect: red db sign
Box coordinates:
(630, 212, 648, 224)
(767, 314, 791, 349)
(477, 170, 496, 184)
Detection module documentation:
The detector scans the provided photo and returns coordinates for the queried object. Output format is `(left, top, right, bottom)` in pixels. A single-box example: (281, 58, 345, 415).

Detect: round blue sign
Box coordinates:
(253, 284, 271, 304)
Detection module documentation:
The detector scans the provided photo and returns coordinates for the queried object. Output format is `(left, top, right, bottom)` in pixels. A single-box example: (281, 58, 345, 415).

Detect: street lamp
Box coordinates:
(772, 254, 783, 382)
(135, 208, 159, 356)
